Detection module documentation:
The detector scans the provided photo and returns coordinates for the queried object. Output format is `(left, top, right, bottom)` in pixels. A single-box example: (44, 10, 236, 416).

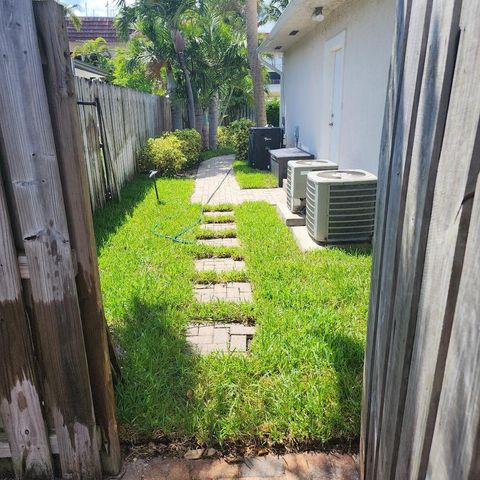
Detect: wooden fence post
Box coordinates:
(33, 1, 121, 474)
(0, 1, 101, 478)
(0, 173, 53, 479)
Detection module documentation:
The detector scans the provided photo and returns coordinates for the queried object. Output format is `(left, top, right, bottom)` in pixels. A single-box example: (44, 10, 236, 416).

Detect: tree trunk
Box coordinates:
(202, 109, 209, 149)
(246, 0, 267, 126)
(177, 52, 196, 129)
(209, 93, 219, 149)
(195, 102, 204, 144)
(166, 67, 182, 130)
(219, 86, 234, 126)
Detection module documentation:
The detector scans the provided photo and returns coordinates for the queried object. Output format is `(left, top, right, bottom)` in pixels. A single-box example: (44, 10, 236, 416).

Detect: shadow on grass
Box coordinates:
(113, 295, 199, 441)
(93, 175, 153, 251)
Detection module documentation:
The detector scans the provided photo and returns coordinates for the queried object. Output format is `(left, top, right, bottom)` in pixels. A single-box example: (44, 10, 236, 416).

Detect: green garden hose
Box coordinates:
(152, 167, 232, 244)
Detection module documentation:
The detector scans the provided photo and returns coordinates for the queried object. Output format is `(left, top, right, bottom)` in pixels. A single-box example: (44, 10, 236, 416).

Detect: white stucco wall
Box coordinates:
(281, 0, 395, 174)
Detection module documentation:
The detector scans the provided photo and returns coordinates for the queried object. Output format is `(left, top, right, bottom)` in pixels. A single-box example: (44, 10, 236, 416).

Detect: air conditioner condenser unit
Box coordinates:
(306, 169, 377, 243)
(287, 159, 338, 212)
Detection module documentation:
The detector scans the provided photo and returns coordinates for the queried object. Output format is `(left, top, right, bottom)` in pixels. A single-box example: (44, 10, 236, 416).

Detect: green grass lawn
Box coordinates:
(233, 160, 278, 189)
(94, 175, 371, 450)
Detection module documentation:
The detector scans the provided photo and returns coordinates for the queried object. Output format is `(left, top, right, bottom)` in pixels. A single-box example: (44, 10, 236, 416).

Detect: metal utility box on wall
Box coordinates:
(287, 159, 338, 212)
(248, 127, 283, 170)
(306, 169, 377, 243)
(270, 147, 314, 187)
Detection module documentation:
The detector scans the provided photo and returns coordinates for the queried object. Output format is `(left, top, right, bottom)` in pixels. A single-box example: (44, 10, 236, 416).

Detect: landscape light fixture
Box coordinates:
(149, 170, 160, 203)
(312, 6, 325, 22)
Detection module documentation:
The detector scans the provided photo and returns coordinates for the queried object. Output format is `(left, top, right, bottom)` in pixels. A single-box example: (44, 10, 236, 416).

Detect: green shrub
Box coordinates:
(228, 118, 254, 161)
(217, 126, 234, 150)
(170, 129, 201, 170)
(266, 98, 280, 127)
(139, 136, 186, 176)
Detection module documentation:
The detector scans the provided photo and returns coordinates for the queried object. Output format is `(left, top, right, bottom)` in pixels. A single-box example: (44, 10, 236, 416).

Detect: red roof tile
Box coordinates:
(66, 17, 121, 44)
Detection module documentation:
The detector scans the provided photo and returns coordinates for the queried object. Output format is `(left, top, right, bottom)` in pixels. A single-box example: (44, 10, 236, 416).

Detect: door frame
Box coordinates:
(323, 30, 346, 164)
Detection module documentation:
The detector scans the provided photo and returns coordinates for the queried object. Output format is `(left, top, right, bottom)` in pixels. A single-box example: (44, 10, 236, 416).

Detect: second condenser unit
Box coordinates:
(248, 127, 283, 170)
(269, 148, 314, 187)
(287, 159, 339, 212)
(306, 169, 377, 243)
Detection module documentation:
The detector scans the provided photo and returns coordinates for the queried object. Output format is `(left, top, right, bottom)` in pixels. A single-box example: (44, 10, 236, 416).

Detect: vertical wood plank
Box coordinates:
(396, 0, 480, 476)
(426, 171, 480, 479)
(33, 1, 121, 475)
(0, 1, 101, 478)
(377, 0, 462, 478)
(0, 172, 53, 479)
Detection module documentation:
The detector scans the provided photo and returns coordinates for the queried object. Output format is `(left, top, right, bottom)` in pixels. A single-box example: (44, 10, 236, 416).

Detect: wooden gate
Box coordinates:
(0, 1, 120, 478)
(361, 0, 480, 478)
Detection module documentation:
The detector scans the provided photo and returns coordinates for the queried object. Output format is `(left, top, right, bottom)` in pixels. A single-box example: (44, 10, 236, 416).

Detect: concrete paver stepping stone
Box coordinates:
(200, 222, 236, 231)
(195, 258, 245, 272)
(197, 237, 240, 247)
(186, 322, 255, 354)
(194, 282, 252, 302)
(203, 210, 234, 217)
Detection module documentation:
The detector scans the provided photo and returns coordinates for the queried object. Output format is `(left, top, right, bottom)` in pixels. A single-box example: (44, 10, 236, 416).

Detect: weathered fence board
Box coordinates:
(0, 0, 110, 478)
(34, 1, 121, 475)
(75, 77, 171, 210)
(0, 172, 53, 479)
(361, 0, 480, 478)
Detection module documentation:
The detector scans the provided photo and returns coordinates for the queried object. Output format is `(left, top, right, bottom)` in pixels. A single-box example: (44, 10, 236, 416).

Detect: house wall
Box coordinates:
(281, 0, 395, 174)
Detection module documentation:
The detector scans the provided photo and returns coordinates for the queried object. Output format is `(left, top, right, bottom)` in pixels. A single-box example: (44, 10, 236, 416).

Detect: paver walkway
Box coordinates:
(195, 258, 246, 272)
(197, 237, 241, 247)
(191, 155, 286, 205)
(123, 452, 359, 479)
(194, 282, 252, 302)
(200, 222, 236, 231)
(186, 323, 255, 354)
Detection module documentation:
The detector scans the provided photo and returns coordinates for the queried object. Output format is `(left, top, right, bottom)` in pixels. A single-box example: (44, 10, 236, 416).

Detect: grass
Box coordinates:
(94, 175, 372, 450)
(233, 160, 278, 189)
(200, 147, 235, 162)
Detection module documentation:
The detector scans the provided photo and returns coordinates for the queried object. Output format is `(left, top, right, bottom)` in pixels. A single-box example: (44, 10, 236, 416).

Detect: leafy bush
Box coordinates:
(138, 136, 186, 176)
(228, 118, 254, 161)
(171, 129, 202, 170)
(217, 126, 234, 150)
(266, 98, 280, 127)
(138, 129, 201, 174)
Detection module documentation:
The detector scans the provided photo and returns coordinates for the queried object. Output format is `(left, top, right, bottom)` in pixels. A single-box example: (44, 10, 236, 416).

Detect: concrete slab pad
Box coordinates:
(276, 202, 306, 227)
(290, 226, 324, 252)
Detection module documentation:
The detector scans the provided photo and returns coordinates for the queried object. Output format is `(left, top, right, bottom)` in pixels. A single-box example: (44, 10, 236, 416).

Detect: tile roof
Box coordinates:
(66, 17, 121, 44)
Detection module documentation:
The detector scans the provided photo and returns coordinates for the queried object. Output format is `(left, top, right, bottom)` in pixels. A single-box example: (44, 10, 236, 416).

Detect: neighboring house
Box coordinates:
(259, 0, 395, 174)
(66, 17, 125, 53)
(72, 58, 108, 80)
(262, 54, 283, 98)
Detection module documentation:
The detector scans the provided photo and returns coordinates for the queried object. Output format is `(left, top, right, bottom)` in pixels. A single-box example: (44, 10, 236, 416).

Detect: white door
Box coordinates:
(324, 31, 345, 164)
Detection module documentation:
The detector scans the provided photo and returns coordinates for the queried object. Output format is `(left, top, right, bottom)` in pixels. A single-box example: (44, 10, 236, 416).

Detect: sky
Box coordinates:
(64, 0, 275, 32)
(63, 0, 133, 17)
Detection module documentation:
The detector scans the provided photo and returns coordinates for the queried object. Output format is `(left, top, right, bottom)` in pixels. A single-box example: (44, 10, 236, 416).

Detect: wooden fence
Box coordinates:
(361, 0, 480, 478)
(0, 1, 124, 478)
(75, 78, 171, 210)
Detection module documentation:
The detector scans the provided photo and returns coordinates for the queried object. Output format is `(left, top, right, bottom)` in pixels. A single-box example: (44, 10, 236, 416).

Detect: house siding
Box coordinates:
(281, 0, 395, 174)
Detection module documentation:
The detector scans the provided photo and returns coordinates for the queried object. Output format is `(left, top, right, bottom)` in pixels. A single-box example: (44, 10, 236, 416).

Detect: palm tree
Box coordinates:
(245, 0, 266, 126)
(185, 2, 250, 147)
(217, 0, 266, 127)
(117, 0, 197, 128)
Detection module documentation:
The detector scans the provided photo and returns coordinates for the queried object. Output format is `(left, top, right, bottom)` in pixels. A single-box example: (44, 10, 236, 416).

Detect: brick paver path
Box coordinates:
(191, 155, 286, 205)
(194, 282, 252, 302)
(195, 258, 246, 272)
(200, 222, 237, 231)
(186, 323, 255, 354)
(197, 238, 241, 247)
(123, 452, 359, 479)
(204, 210, 234, 217)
